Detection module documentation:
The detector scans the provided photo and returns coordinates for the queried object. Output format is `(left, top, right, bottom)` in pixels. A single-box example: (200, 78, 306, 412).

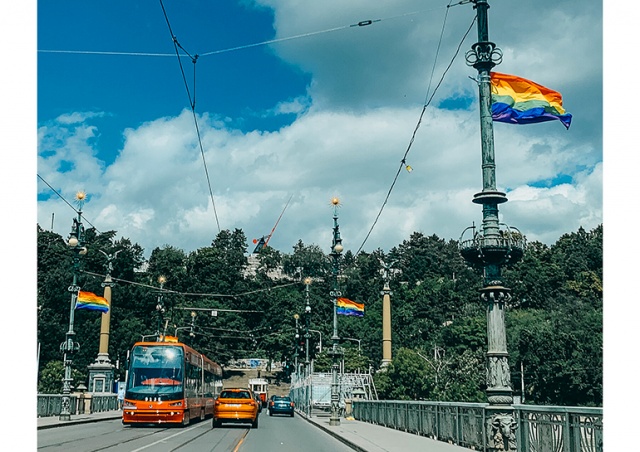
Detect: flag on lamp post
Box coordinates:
(76, 291, 109, 313)
(336, 298, 364, 317)
(490, 72, 572, 129)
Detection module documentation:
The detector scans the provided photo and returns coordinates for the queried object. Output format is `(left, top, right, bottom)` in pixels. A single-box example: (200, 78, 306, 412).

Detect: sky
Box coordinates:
(2, 1, 638, 446)
(32, 0, 604, 258)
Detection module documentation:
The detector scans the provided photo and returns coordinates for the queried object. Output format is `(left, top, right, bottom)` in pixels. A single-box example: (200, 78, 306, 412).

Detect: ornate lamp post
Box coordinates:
(293, 313, 300, 373)
(303, 277, 312, 417)
(303, 277, 312, 371)
(155, 276, 167, 340)
(459, 1, 526, 450)
(328, 197, 344, 426)
(59, 191, 88, 421)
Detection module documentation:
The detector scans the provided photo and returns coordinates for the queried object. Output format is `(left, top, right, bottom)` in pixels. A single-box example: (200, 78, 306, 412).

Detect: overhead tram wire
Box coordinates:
(159, 0, 221, 234)
(38, 5, 450, 59)
(354, 5, 477, 256)
(82, 269, 299, 299)
(37, 173, 100, 232)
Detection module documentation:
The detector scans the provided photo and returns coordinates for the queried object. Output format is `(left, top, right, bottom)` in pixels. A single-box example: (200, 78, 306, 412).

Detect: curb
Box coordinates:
(296, 410, 368, 452)
(37, 415, 122, 430)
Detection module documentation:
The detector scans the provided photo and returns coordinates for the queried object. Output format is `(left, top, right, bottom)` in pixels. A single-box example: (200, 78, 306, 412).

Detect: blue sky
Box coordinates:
(33, 0, 606, 258)
(2, 2, 639, 444)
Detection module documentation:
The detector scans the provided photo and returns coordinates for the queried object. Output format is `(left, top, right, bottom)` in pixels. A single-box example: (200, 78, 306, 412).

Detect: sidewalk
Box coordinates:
(37, 410, 123, 430)
(37, 410, 472, 451)
(300, 412, 472, 452)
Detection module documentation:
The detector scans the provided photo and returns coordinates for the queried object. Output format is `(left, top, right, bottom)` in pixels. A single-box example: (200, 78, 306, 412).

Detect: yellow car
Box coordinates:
(212, 388, 260, 428)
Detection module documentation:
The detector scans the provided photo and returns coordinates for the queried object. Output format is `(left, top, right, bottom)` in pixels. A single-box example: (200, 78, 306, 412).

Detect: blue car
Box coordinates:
(268, 396, 295, 417)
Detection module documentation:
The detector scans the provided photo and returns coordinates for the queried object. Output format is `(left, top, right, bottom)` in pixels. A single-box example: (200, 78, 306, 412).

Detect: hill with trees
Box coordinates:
(37, 224, 602, 407)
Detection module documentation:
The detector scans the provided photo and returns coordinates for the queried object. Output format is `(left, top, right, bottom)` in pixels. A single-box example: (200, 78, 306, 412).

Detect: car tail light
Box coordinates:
(290, 402, 295, 407)
(215, 400, 221, 406)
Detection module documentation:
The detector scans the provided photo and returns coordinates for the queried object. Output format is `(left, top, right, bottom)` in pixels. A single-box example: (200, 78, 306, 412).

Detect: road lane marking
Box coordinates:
(129, 424, 202, 451)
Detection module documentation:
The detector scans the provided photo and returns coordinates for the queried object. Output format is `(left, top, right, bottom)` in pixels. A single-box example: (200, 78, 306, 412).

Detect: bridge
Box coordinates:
(36, 377, 602, 452)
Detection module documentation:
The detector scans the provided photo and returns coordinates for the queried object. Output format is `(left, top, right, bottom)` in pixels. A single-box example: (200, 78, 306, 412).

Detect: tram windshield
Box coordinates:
(126, 345, 184, 401)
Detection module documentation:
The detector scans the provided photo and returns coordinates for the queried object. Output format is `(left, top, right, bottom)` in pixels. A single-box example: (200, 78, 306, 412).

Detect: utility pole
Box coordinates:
(459, 1, 525, 450)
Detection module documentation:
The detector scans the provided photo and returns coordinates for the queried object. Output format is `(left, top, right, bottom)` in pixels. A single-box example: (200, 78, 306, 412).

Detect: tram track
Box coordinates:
(38, 425, 172, 451)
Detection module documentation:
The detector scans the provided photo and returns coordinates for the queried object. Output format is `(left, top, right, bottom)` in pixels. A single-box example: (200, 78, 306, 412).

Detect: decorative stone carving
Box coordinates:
(489, 413, 517, 451)
(487, 356, 512, 389)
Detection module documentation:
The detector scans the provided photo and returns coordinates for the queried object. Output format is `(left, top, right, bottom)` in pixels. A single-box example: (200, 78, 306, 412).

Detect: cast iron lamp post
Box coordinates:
(155, 276, 166, 340)
(459, 1, 526, 450)
(328, 197, 344, 426)
(59, 191, 88, 421)
(293, 313, 300, 373)
(304, 277, 312, 372)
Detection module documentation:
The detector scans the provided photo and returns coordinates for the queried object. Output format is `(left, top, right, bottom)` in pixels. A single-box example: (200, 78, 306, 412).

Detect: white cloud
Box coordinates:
(36, 1, 602, 257)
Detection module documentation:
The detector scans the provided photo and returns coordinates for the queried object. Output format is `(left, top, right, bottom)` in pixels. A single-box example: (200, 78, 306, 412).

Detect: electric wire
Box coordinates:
(354, 7, 477, 256)
(159, 0, 221, 233)
(38, 6, 449, 59)
(37, 173, 100, 232)
(82, 269, 302, 298)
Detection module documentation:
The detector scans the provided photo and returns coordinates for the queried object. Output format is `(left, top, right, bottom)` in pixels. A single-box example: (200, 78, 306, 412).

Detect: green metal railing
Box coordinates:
(37, 394, 118, 418)
(353, 400, 602, 452)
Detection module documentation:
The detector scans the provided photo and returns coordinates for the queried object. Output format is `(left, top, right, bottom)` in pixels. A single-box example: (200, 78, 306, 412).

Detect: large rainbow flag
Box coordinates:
(490, 72, 572, 129)
(336, 297, 364, 317)
(76, 291, 109, 313)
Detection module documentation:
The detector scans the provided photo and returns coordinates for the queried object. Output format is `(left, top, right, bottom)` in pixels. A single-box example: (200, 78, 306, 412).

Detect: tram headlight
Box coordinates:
(169, 401, 182, 406)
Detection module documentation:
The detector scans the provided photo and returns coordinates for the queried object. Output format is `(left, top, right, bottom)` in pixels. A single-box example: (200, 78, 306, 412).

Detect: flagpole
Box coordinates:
(59, 192, 88, 421)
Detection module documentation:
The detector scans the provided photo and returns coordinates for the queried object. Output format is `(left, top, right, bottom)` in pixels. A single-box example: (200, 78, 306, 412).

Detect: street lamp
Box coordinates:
(293, 313, 300, 374)
(304, 277, 312, 371)
(328, 196, 344, 426)
(155, 276, 166, 340)
(174, 312, 196, 339)
(309, 330, 323, 353)
(342, 337, 361, 351)
(59, 191, 88, 421)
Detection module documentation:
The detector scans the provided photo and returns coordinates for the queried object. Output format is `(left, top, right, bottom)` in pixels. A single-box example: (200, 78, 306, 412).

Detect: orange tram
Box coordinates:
(122, 336, 222, 426)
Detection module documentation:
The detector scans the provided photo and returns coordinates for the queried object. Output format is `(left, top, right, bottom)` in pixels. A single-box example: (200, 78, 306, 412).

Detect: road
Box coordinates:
(37, 411, 356, 452)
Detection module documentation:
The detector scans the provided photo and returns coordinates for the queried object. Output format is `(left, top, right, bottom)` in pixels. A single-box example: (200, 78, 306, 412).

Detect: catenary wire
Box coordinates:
(354, 7, 477, 256)
(38, 5, 451, 58)
(37, 173, 100, 232)
(159, 0, 221, 233)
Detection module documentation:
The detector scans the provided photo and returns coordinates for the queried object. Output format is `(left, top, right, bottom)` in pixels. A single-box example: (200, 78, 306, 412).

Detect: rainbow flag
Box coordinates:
(490, 72, 572, 129)
(76, 291, 109, 313)
(336, 297, 364, 317)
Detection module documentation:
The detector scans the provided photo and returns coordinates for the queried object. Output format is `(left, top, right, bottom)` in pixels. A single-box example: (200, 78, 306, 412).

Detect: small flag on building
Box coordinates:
(76, 291, 109, 313)
(337, 297, 364, 317)
(490, 72, 572, 129)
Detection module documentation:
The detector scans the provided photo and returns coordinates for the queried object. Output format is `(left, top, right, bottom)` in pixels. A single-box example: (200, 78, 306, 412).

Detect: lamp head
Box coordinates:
(68, 237, 79, 247)
(333, 243, 344, 254)
(305, 305, 311, 314)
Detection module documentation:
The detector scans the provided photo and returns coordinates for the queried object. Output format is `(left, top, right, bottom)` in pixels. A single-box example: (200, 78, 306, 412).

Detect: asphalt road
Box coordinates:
(37, 411, 356, 452)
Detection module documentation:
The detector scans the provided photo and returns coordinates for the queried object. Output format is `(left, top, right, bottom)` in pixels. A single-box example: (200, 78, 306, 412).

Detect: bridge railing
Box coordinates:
(352, 400, 602, 452)
(37, 394, 118, 418)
